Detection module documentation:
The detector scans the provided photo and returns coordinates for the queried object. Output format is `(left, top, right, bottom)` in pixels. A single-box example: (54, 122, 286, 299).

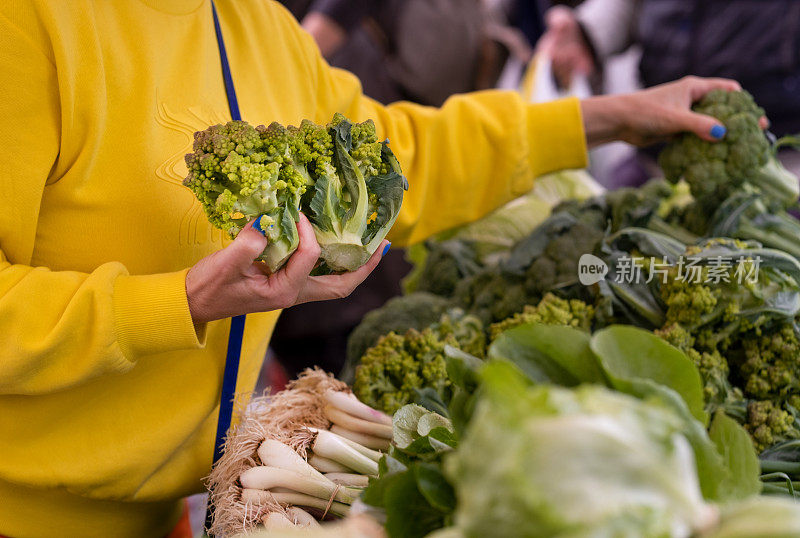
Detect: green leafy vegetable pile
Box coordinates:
(361, 325, 800, 538)
(184, 113, 407, 273)
(346, 90, 800, 498)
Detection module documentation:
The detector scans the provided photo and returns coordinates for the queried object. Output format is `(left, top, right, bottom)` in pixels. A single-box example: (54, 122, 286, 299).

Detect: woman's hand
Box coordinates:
(185, 215, 387, 324)
(580, 76, 764, 148)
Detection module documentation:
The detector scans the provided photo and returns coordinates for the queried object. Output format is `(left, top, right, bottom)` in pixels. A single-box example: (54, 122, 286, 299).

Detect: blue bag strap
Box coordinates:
(206, 1, 246, 533)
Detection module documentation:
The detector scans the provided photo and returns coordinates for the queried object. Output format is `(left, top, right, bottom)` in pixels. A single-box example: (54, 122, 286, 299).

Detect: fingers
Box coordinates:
(684, 76, 741, 102)
(677, 110, 728, 142)
(226, 219, 269, 270)
(298, 240, 388, 303)
(279, 214, 321, 287)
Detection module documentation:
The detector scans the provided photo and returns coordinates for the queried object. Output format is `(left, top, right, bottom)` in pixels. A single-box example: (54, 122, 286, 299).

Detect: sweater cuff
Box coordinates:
(113, 269, 206, 360)
(523, 97, 588, 191)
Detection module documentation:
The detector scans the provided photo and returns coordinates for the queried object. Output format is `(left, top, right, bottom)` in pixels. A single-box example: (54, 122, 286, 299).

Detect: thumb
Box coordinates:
(678, 111, 727, 142)
(226, 218, 269, 268)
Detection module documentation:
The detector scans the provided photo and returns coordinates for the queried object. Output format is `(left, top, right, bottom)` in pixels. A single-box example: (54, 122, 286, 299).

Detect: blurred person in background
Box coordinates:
(271, 0, 505, 379)
(280, 0, 486, 106)
(537, 0, 800, 186)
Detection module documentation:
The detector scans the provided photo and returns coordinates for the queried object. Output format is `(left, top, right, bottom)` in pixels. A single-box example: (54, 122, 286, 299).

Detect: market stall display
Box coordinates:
(203, 92, 800, 536)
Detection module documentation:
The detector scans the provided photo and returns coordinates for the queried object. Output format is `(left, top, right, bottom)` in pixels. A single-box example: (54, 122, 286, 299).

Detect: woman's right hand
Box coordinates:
(185, 214, 387, 325)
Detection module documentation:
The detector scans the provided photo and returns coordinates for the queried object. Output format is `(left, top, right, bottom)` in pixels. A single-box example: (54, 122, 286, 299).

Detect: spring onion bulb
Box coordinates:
(262, 512, 295, 529)
(330, 425, 391, 452)
(324, 473, 370, 487)
(241, 489, 350, 518)
(286, 506, 320, 527)
(324, 405, 393, 439)
(308, 454, 351, 474)
(306, 428, 379, 476)
(258, 439, 327, 482)
(239, 466, 358, 504)
(323, 390, 392, 426)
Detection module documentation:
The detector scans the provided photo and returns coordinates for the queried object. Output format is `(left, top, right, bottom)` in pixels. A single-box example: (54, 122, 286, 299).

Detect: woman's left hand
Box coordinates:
(580, 76, 766, 148)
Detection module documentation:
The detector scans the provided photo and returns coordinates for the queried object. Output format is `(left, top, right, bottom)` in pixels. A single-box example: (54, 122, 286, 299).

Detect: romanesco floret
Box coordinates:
(353, 329, 450, 415)
(489, 293, 595, 340)
(184, 120, 308, 270)
(740, 324, 800, 400)
(184, 113, 407, 273)
(745, 400, 800, 453)
(344, 292, 452, 374)
(352, 311, 485, 414)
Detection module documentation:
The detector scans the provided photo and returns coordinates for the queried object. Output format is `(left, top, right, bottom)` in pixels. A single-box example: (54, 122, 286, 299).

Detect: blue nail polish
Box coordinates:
(254, 215, 267, 237)
(710, 125, 726, 139)
(382, 242, 392, 257)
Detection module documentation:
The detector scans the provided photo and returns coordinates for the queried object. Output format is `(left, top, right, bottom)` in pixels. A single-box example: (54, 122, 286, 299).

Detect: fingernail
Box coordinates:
(382, 242, 391, 257)
(710, 124, 726, 139)
(253, 215, 267, 237)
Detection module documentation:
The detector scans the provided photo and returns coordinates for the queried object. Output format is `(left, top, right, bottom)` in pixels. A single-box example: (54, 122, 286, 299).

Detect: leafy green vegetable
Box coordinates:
(488, 323, 604, 386)
(708, 410, 763, 500)
(705, 497, 800, 538)
(446, 361, 717, 538)
(362, 409, 457, 538)
(484, 323, 759, 502)
(591, 325, 707, 424)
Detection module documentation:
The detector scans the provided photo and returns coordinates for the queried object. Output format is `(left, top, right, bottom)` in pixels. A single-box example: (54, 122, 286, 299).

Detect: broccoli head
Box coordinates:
(184, 113, 407, 273)
(659, 90, 768, 205)
(353, 329, 449, 415)
(406, 239, 483, 298)
(489, 293, 595, 340)
(658, 89, 799, 213)
(453, 271, 531, 325)
(657, 323, 741, 407)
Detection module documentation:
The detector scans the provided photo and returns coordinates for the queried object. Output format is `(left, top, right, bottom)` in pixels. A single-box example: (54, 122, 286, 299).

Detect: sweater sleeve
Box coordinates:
(301, 21, 588, 246)
(0, 5, 204, 396)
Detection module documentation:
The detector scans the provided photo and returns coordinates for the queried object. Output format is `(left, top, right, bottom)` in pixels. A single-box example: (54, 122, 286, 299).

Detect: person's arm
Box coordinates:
(290, 15, 732, 247)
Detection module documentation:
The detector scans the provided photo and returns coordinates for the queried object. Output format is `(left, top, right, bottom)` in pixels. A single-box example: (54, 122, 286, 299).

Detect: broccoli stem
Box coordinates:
(734, 222, 800, 260)
(646, 216, 699, 246)
(761, 460, 800, 477)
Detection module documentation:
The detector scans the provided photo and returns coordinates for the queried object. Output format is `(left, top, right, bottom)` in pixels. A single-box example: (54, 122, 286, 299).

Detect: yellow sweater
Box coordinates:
(0, 0, 586, 535)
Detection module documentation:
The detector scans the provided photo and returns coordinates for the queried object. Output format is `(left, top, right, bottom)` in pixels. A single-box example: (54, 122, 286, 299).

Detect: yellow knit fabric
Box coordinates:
(0, 0, 586, 535)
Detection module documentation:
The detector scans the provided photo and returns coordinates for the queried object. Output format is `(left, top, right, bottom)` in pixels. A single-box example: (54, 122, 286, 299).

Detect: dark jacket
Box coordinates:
(637, 0, 800, 136)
